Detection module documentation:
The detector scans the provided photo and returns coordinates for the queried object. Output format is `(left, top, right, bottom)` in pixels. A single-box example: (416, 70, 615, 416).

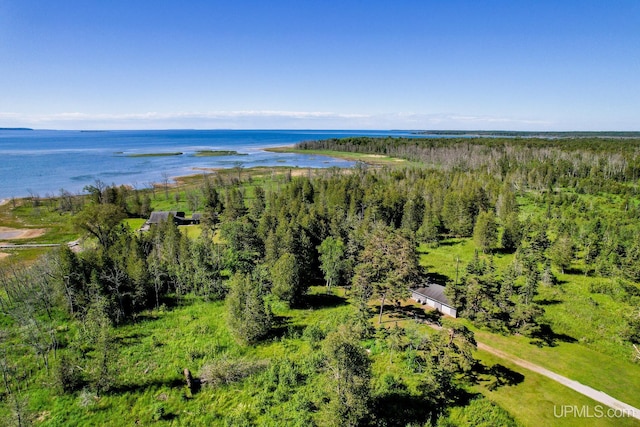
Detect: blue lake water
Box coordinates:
(0, 129, 420, 199)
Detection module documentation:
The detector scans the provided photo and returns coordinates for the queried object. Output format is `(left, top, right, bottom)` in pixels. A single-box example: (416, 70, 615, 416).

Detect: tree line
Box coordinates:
(297, 136, 640, 192)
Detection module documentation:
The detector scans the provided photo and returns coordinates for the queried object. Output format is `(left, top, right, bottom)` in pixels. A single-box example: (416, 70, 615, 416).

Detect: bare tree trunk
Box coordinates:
(161, 172, 170, 200)
(378, 292, 387, 324)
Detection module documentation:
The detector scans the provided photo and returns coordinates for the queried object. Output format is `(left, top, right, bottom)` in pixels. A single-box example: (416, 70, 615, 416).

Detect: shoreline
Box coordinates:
(0, 144, 352, 201)
(2, 129, 418, 201)
(4, 137, 407, 201)
(0, 163, 353, 204)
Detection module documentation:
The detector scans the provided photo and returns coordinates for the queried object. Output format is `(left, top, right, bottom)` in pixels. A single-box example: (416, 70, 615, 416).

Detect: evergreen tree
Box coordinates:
(548, 235, 574, 274)
(249, 186, 266, 219)
(270, 252, 302, 306)
(473, 210, 498, 253)
(223, 188, 247, 221)
(352, 226, 419, 324)
(225, 273, 272, 345)
(417, 203, 442, 247)
(81, 296, 117, 395)
(496, 182, 519, 220)
(624, 310, 640, 344)
(321, 328, 372, 427)
(500, 212, 522, 252)
(202, 179, 224, 228)
(401, 193, 425, 233)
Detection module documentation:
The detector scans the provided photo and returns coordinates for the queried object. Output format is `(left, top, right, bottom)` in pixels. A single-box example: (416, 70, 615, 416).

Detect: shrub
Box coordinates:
(302, 324, 325, 347)
(152, 404, 166, 421)
(444, 397, 519, 427)
(56, 353, 84, 393)
(200, 357, 268, 387)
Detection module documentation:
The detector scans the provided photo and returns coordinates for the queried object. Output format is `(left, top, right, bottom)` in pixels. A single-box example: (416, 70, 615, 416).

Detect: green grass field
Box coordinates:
(4, 285, 589, 426)
(2, 288, 358, 425)
(472, 351, 640, 427)
(264, 146, 418, 167)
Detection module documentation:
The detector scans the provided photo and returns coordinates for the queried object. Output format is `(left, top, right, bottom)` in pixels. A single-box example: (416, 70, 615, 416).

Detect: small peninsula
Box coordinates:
(125, 152, 184, 158)
(194, 150, 248, 157)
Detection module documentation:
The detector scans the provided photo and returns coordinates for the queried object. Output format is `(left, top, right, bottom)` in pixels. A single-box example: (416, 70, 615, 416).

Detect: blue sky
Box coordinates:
(0, 1, 638, 130)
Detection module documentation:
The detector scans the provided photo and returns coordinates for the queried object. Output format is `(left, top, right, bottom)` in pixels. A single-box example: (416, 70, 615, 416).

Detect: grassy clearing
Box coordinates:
(467, 324, 640, 409)
(122, 218, 146, 230)
(1, 204, 69, 240)
(375, 298, 640, 426)
(418, 238, 514, 283)
(0, 199, 77, 244)
(264, 146, 416, 167)
(0, 247, 55, 264)
(472, 351, 640, 427)
(419, 237, 640, 410)
(539, 273, 632, 358)
(180, 224, 203, 239)
(3, 286, 538, 426)
(12, 288, 355, 426)
(368, 301, 640, 427)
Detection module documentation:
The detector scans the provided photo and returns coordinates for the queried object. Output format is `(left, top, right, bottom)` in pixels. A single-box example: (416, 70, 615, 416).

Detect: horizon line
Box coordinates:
(2, 128, 640, 133)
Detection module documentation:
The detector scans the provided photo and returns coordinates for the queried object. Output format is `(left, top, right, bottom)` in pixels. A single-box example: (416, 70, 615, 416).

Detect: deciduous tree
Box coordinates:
(318, 236, 345, 292)
(75, 203, 127, 249)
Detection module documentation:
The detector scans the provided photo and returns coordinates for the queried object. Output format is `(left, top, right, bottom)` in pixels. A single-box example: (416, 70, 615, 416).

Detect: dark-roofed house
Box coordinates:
(411, 283, 457, 317)
(147, 211, 187, 225)
(141, 211, 203, 231)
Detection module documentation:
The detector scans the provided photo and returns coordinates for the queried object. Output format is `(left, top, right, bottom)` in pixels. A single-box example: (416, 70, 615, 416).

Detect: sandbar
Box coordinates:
(0, 226, 46, 240)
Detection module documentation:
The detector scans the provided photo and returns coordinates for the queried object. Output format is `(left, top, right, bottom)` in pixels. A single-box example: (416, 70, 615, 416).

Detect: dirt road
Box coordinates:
(418, 319, 639, 420)
(477, 342, 640, 420)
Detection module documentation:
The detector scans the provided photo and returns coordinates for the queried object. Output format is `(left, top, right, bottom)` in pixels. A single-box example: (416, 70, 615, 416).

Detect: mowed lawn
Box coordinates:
(472, 351, 640, 427)
(419, 237, 640, 412)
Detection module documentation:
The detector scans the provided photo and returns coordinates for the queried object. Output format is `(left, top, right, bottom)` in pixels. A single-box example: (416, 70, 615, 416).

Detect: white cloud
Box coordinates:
(0, 110, 554, 130)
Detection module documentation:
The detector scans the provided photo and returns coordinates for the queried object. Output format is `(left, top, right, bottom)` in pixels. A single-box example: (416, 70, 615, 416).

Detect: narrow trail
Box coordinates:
(476, 341, 640, 420)
(0, 243, 61, 248)
(0, 240, 79, 250)
(418, 319, 640, 420)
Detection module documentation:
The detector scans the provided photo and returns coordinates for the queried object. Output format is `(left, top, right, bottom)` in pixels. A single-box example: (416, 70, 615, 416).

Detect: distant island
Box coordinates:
(0, 127, 33, 131)
(120, 150, 248, 158)
(125, 152, 184, 158)
(194, 150, 248, 157)
(413, 130, 640, 138)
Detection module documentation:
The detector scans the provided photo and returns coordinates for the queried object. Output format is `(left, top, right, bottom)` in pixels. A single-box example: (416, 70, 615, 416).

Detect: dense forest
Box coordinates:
(297, 136, 640, 191)
(1, 137, 640, 425)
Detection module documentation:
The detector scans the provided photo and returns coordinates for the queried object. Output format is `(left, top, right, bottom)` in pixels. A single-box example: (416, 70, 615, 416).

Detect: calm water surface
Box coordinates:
(0, 129, 419, 199)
